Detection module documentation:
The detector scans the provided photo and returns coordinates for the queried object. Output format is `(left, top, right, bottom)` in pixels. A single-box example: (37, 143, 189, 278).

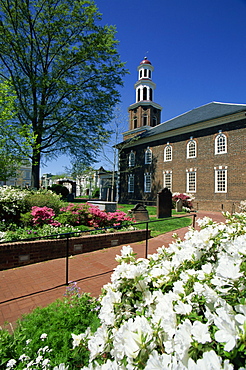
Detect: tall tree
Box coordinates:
(0, 0, 126, 188)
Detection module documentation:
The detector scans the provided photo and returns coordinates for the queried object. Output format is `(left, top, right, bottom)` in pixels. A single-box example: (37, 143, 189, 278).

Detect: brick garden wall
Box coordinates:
(0, 229, 150, 270)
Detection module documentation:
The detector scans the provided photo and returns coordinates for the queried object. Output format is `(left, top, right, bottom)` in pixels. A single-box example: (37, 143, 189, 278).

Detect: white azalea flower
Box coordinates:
(235, 304, 246, 334)
(112, 316, 153, 360)
(174, 319, 192, 363)
(174, 300, 192, 315)
(145, 350, 172, 369)
(6, 359, 16, 368)
(88, 324, 109, 360)
(202, 262, 213, 274)
(191, 321, 211, 344)
(71, 328, 91, 349)
(213, 307, 239, 351)
(215, 254, 242, 281)
(173, 280, 185, 295)
(99, 288, 121, 325)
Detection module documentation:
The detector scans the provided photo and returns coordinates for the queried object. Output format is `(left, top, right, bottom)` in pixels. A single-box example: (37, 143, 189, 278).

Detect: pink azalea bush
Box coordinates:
(57, 203, 133, 228)
(88, 205, 132, 228)
(58, 203, 91, 226)
(172, 192, 195, 209)
(31, 206, 61, 227)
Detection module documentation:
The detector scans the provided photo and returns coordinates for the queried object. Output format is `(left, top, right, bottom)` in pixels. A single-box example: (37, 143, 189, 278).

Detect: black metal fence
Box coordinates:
(0, 213, 196, 305)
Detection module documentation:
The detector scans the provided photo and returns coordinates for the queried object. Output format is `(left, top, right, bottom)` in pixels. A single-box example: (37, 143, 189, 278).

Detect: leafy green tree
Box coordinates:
(0, 0, 127, 188)
(0, 80, 23, 181)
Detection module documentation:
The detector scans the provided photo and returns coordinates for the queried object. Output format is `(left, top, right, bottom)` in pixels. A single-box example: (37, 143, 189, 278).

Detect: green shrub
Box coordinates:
(23, 189, 64, 215)
(2, 224, 82, 242)
(55, 210, 81, 226)
(0, 290, 100, 368)
(19, 211, 33, 227)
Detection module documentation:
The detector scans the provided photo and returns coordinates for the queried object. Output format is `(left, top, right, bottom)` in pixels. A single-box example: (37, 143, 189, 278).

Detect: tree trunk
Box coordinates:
(31, 149, 41, 189)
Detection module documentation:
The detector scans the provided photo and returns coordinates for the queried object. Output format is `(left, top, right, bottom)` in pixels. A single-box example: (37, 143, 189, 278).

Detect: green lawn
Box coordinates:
(133, 216, 192, 237)
(117, 204, 193, 237)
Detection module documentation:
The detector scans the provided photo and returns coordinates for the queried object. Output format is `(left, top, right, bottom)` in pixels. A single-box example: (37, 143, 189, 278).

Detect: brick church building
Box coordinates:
(118, 57, 246, 212)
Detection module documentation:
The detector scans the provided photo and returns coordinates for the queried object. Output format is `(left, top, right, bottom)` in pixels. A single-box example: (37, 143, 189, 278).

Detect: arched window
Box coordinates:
(144, 69, 147, 77)
(139, 70, 142, 79)
(137, 88, 140, 102)
(215, 132, 227, 154)
(144, 173, 151, 193)
(187, 139, 197, 158)
(149, 70, 151, 79)
(129, 151, 135, 167)
(145, 147, 152, 164)
(152, 117, 157, 126)
(149, 88, 152, 101)
(133, 117, 137, 129)
(128, 174, 134, 193)
(143, 87, 147, 100)
(164, 144, 172, 161)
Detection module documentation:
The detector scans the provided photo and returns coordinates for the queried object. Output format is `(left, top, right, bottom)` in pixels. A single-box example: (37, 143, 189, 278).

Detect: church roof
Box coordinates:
(140, 101, 246, 139)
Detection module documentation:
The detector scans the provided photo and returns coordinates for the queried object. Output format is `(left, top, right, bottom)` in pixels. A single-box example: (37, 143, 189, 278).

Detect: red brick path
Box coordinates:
(0, 211, 225, 329)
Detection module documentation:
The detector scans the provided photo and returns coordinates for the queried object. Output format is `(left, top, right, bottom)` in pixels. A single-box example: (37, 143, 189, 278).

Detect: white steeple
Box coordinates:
(135, 57, 156, 103)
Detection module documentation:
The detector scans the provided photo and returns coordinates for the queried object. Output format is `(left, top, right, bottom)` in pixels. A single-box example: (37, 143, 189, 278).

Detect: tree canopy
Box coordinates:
(0, 0, 127, 188)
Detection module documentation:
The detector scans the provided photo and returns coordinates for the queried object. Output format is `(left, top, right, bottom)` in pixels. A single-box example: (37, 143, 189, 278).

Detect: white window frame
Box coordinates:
(163, 171, 172, 191)
(215, 133, 227, 155)
(187, 139, 197, 158)
(164, 144, 172, 162)
(128, 151, 135, 167)
(214, 167, 227, 193)
(186, 169, 196, 193)
(128, 174, 134, 193)
(145, 147, 152, 164)
(144, 173, 151, 193)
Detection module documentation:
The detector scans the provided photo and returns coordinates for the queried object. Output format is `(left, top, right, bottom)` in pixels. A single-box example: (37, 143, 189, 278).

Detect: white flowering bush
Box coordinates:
(73, 212, 246, 369)
(0, 186, 28, 218)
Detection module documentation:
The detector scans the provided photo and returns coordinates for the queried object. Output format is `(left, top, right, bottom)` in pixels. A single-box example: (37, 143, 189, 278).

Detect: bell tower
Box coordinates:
(126, 57, 162, 138)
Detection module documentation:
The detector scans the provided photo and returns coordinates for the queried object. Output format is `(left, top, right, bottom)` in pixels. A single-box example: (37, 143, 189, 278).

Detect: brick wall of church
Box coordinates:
(119, 119, 246, 212)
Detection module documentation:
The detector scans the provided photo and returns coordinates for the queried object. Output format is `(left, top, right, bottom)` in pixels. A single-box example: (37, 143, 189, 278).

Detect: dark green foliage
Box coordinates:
(49, 184, 70, 198)
(92, 187, 100, 198)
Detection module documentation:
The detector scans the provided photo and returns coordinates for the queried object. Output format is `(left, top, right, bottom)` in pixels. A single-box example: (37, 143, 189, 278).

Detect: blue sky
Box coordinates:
(41, 0, 246, 175)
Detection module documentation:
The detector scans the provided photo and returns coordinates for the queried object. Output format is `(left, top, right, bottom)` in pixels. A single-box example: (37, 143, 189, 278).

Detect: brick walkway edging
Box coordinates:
(0, 229, 150, 270)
